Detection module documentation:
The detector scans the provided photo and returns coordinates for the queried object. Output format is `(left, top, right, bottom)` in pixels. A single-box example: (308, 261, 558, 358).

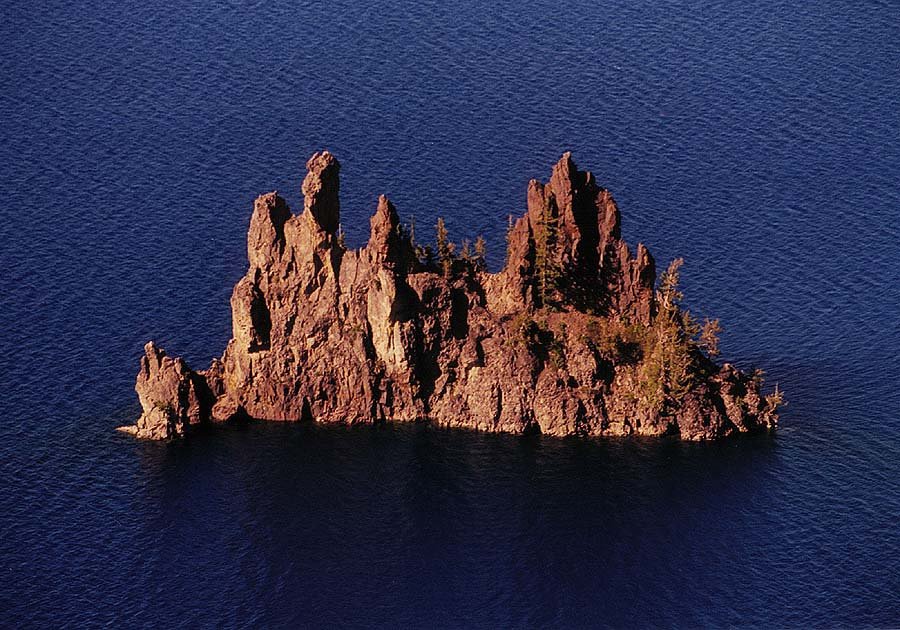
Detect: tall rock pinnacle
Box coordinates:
(124, 152, 781, 442)
(301, 151, 341, 234)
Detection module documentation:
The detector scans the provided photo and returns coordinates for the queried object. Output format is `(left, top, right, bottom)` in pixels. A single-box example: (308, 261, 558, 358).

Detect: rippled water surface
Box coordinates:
(2, 1, 899, 627)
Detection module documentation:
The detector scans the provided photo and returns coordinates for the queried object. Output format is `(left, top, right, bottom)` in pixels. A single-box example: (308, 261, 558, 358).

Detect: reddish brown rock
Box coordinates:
(122, 153, 781, 441)
(301, 151, 341, 234)
(119, 342, 211, 439)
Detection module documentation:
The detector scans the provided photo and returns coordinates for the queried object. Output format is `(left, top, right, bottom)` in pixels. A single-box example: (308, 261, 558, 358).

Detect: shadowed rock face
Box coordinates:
(126, 151, 780, 441)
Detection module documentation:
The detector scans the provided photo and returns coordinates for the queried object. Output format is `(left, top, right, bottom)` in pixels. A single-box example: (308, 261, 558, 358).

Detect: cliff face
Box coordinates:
(125, 152, 780, 441)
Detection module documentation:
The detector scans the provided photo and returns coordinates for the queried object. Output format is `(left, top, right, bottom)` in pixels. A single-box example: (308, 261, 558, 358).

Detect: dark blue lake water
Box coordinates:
(2, 1, 899, 627)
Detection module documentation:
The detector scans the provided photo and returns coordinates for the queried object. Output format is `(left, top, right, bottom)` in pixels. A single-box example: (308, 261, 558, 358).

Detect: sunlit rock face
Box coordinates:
(127, 152, 779, 441)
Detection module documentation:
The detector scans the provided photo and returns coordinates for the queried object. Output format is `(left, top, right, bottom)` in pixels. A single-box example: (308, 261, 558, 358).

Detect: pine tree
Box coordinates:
(638, 257, 700, 415)
(461, 239, 472, 261)
(422, 245, 436, 268)
(533, 203, 560, 306)
(411, 217, 431, 265)
(436, 217, 448, 256)
(658, 258, 685, 311)
(474, 235, 487, 271)
(699, 318, 722, 358)
(765, 383, 784, 411)
(436, 217, 455, 278)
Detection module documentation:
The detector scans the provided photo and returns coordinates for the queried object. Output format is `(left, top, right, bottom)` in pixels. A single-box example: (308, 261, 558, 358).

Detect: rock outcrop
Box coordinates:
(123, 152, 781, 441)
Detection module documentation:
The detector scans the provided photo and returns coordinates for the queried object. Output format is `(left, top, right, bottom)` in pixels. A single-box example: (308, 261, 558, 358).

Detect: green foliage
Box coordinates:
(509, 313, 566, 369)
(410, 216, 431, 265)
(581, 316, 645, 363)
(533, 203, 561, 306)
(638, 312, 695, 414)
(509, 312, 536, 348)
(635, 258, 699, 415)
(460, 238, 472, 261)
(574, 258, 733, 417)
(765, 383, 784, 412)
(750, 368, 765, 387)
(683, 310, 700, 335)
(504, 214, 514, 266)
(548, 327, 567, 371)
(658, 258, 684, 310)
(474, 235, 487, 271)
(748, 368, 785, 415)
(436, 217, 456, 278)
(436, 217, 448, 255)
(152, 400, 176, 416)
(699, 317, 722, 358)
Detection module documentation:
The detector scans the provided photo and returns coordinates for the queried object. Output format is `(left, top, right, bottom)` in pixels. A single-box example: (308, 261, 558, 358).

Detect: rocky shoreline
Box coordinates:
(121, 152, 780, 441)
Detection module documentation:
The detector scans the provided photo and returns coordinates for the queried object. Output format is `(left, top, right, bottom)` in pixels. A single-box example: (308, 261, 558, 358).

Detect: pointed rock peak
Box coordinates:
(257, 190, 286, 204)
(302, 151, 341, 234)
(555, 151, 576, 174)
(525, 178, 547, 222)
(548, 152, 581, 219)
(143, 340, 168, 366)
(636, 242, 651, 263)
(367, 194, 402, 265)
(596, 188, 621, 242)
(550, 152, 603, 197)
(374, 194, 399, 225)
(549, 151, 578, 193)
(252, 192, 291, 231)
(248, 192, 291, 266)
(140, 341, 186, 378)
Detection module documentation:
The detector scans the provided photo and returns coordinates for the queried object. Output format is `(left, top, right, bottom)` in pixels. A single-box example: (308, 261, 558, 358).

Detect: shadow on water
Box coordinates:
(127, 420, 784, 627)
(103, 351, 898, 628)
(28, 354, 895, 628)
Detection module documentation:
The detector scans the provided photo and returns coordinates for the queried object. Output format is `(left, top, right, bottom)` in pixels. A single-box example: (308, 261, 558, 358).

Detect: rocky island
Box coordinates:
(121, 152, 781, 441)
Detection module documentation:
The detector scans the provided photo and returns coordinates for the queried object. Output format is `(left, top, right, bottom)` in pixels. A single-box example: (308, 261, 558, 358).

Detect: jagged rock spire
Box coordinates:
(126, 151, 779, 442)
(367, 194, 404, 268)
(247, 192, 291, 270)
(302, 151, 341, 234)
(502, 153, 654, 319)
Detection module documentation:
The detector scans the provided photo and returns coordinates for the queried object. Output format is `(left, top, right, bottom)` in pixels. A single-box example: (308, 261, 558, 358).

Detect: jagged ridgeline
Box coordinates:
(121, 152, 781, 441)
